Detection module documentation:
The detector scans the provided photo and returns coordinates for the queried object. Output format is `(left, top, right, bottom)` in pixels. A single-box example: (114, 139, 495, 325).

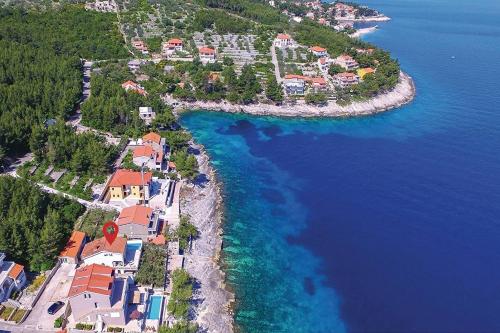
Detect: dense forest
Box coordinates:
(0, 176, 85, 271)
(0, 6, 127, 156)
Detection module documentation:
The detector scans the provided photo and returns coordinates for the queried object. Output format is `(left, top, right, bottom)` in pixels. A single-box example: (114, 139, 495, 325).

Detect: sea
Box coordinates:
(181, 0, 500, 332)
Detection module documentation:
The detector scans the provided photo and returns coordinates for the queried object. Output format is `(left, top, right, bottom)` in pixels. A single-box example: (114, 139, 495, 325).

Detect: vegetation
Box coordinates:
(0, 177, 85, 271)
(192, 9, 253, 33)
(0, 306, 14, 320)
(27, 274, 47, 292)
(135, 243, 166, 288)
(10, 308, 27, 323)
(305, 92, 327, 105)
(76, 209, 118, 240)
(167, 269, 193, 319)
(54, 316, 63, 328)
(159, 321, 199, 333)
(174, 216, 199, 252)
(170, 150, 199, 181)
(0, 6, 127, 157)
(265, 75, 284, 104)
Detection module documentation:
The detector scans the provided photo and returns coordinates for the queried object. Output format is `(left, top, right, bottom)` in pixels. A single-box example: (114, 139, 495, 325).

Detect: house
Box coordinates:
(81, 237, 127, 269)
(59, 231, 86, 264)
(68, 264, 129, 327)
(127, 60, 141, 72)
(198, 46, 216, 64)
(332, 72, 359, 88)
(318, 57, 330, 72)
(121, 81, 147, 96)
(116, 205, 161, 241)
(310, 46, 328, 57)
(142, 132, 165, 153)
(355, 48, 375, 55)
(132, 145, 164, 171)
(105, 169, 152, 203)
(318, 18, 329, 25)
(357, 67, 376, 79)
(0, 253, 26, 302)
(333, 54, 359, 70)
(305, 11, 315, 19)
(162, 38, 183, 56)
(139, 107, 156, 125)
(284, 74, 306, 95)
(310, 77, 328, 91)
(131, 39, 149, 55)
(85, 0, 117, 12)
(274, 33, 295, 48)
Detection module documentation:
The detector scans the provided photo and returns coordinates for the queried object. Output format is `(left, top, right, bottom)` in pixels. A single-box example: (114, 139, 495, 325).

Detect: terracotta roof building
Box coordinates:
(106, 169, 153, 203)
(116, 205, 160, 241)
(59, 231, 86, 264)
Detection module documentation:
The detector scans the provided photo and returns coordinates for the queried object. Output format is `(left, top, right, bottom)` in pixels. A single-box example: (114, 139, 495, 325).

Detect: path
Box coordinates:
(270, 45, 282, 83)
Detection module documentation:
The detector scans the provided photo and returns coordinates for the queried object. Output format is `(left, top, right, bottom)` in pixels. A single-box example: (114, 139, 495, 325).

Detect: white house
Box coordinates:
(0, 253, 26, 302)
(332, 72, 360, 88)
(274, 33, 295, 48)
(334, 54, 359, 70)
(162, 38, 183, 56)
(81, 237, 126, 269)
(139, 106, 156, 125)
(318, 57, 330, 72)
(198, 46, 216, 64)
(284, 74, 306, 95)
(310, 46, 328, 57)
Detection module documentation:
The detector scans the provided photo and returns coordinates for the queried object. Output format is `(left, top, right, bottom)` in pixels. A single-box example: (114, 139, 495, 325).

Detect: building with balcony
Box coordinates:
(0, 253, 26, 302)
(332, 72, 360, 88)
(116, 205, 161, 241)
(105, 169, 152, 203)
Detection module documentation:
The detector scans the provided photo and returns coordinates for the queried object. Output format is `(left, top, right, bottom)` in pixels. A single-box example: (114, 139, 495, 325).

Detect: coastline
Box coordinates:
(177, 71, 415, 119)
(337, 15, 391, 22)
(180, 142, 235, 333)
(351, 26, 378, 38)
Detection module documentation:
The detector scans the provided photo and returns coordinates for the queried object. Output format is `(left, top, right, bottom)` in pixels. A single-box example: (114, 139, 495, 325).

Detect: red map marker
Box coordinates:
(103, 221, 118, 244)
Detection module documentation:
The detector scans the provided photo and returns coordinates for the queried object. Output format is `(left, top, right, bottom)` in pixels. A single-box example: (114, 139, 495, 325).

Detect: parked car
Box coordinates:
(47, 301, 64, 315)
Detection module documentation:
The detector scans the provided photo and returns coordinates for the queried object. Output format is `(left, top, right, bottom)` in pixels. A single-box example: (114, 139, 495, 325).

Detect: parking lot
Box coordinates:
(24, 263, 76, 329)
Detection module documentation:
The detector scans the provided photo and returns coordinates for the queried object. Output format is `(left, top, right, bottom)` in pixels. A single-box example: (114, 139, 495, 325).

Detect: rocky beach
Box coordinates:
(177, 71, 415, 119)
(180, 142, 234, 333)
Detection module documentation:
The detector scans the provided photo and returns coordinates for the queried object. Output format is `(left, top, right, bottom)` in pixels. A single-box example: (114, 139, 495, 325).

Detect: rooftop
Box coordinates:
(143, 132, 162, 145)
(68, 264, 114, 298)
(81, 236, 127, 259)
(116, 205, 154, 226)
(133, 145, 154, 158)
(59, 231, 86, 259)
(109, 169, 152, 187)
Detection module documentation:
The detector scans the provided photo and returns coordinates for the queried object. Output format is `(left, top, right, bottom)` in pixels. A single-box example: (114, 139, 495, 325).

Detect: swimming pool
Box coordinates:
(146, 295, 163, 320)
(126, 240, 142, 252)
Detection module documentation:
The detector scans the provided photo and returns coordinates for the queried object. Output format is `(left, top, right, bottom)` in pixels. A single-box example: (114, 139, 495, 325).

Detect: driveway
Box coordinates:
(24, 263, 76, 330)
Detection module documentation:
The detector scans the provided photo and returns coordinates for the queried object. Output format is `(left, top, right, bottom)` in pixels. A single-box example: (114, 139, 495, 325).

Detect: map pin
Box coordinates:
(103, 221, 119, 245)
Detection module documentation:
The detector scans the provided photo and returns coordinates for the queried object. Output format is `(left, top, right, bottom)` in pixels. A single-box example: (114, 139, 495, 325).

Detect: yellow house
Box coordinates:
(107, 169, 152, 202)
(357, 67, 376, 79)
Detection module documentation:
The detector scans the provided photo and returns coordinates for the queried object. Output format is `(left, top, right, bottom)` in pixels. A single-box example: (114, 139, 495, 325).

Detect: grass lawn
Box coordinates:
(10, 308, 27, 323)
(0, 306, 14, 320)
(27, 274, 47, 293)
(76, 208, 117, 240)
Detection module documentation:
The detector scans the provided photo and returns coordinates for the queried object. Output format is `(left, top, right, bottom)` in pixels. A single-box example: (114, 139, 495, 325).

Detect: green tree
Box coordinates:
(265, 75, 283, 104)
(167, 269, 193, 319)
(159, 321, 198, 333)
(175, 216, 199, 251)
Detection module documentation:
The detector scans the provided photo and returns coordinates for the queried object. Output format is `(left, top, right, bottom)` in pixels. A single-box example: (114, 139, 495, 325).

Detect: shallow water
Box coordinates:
(181, 0, 500, 332)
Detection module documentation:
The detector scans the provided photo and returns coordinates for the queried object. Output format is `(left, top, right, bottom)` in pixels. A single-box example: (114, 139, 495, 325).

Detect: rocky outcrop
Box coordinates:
(178, 71, 415, 119)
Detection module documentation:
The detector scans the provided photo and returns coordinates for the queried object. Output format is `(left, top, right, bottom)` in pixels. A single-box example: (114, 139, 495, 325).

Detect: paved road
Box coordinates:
(270, 45, 282, 83)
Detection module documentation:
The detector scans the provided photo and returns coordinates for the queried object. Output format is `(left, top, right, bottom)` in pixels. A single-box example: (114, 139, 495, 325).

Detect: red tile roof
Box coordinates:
(143, 132, 162, 145)
(284, 74, 307, 80)
(276, 33, 291, 40)
(311, 46, 326, 52)
(122, 80, 138, 89)
(133, 145, 154, 158)
(8, 263, 24, 280)
(108, 169, 152, 187)
(116, 205, 153, 227)
(168, 38, 183, 45)
(81, 236, 127, 259)
(68, 264, 113, 298)
(149, 234, 166, 245)
(59, 231, 86, 259)
(199, 46, 215, 55)
(311, 77, 327, 85)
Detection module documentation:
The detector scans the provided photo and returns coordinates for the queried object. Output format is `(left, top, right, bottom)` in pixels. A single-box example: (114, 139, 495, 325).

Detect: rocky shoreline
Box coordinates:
(180, 142, 234, 333)
(177, 71, 415, 119)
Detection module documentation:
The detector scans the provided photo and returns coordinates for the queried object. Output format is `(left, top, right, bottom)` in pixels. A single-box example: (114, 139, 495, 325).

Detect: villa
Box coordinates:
(318, 57, 330, 72)
(81, 237, 127, 268)
(310, 77, 328, 91)
(59, 231, 87, 264)
(121, 81, 148, 96)
(284, 74, 307, 95)
(334, 54, 359, 70)
(274, 33, 295, 48)
(162, 38, 183, 56)
(116, 205, 161, 241)
(105, 169, 153, 203)
(139, 106, 156, 125)
(132, 145, 163, 171)
(332, 72, 360, 88)
(68, 264, 129, 327)
(198, 46, 216, 64)
(142, 132, 165, 154)
(310, 46, 328, 57)
(0, 253, 26, 302)
(132, 39, 149, 55)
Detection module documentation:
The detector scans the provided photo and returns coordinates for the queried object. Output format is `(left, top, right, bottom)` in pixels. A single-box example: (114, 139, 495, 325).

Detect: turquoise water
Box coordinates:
(182, 0, 500, 332)
(146, 295, 163, 320)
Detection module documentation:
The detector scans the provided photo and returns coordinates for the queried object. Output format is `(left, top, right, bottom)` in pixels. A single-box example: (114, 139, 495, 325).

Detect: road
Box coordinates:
(270, 45, 282, 83)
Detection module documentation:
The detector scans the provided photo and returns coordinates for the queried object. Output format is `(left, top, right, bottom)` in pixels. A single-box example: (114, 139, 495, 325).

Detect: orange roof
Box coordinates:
(363, 67, 375, 74)
(337, 54, 355, 61)
(199, 46, 215, 54)
(8, 263, 24, 280)
(311, 46, 326, 52)
(168, 38, 183, 45)
(133, 145, 154, 158)
(143, 132, 161, 145)
(150, 234, 166, 245)
(284, 74, 307, 80)
(59, 231, 86, 259)
(109, 169, 152, 187)
(81, 236, 127, 259)
(276, 33, 291, 40)
(311, 77, 326, 85)
(116, 205, 153, 227)
(122, 80, 138, 88)
(68, 264, 113, 298)
(336, 72, 358, 78)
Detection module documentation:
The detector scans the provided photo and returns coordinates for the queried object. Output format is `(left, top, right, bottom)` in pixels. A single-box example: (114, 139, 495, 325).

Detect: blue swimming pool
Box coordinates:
(126, 241, 142, 252)
(146, 295, 163, 320)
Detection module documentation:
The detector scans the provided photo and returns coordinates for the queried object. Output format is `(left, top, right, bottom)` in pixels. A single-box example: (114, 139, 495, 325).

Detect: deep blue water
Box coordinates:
(181, 0, 500, 332)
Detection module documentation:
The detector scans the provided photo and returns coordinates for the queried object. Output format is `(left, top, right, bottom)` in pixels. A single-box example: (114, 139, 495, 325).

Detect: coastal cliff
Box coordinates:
(178, 71, 415, 119)
(180, 143, 234, 333)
